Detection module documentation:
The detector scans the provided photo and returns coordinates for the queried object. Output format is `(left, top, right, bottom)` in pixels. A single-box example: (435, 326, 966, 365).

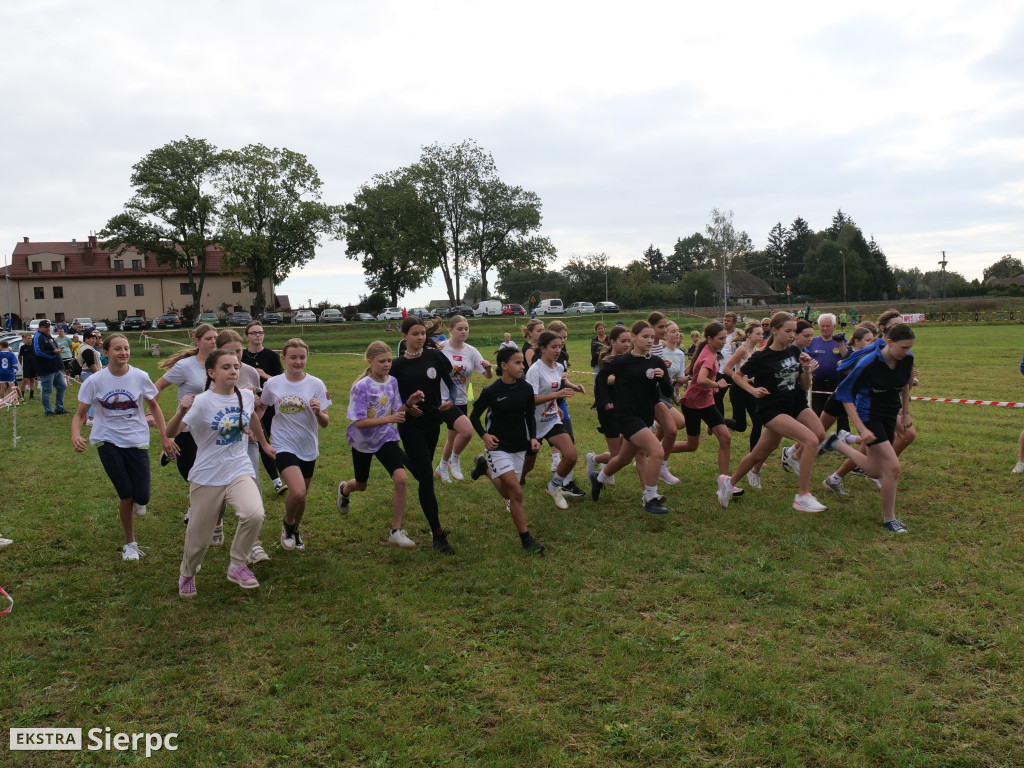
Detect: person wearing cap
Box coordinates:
(33, 320, 67, 415)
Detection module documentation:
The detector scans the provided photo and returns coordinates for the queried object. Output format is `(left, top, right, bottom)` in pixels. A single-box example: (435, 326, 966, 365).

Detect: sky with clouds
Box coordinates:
(2, 0, 1021, 309)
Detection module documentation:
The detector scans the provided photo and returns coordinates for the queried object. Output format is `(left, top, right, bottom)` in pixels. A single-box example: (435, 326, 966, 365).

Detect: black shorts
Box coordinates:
(757, 399, 808, 426)
(97, 442, 151, 504)
(352, 441, 406, 483)
(539, 422, 568, 445)
(863, 417, 896, 446)
(275, 451, 317, 479)
(823, 393, 846, 418)
(442, 402, 469, 430)
(617, 414, 652, 440)
(681, 403, 725, 437)
(596, 407, 620, 439)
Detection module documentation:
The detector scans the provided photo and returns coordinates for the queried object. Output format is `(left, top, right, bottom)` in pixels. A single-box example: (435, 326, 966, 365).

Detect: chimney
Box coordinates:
(23, 237, 29, 243)
(88, 235, 98, 248)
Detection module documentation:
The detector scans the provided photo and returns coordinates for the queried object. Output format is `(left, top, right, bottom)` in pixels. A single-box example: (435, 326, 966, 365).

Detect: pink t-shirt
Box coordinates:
(681, 344, 719, 410)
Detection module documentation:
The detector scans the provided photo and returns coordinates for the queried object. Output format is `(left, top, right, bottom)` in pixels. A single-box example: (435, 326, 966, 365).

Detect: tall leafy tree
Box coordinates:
(100, 136, 223, 319)
(705, 208, 752, 309)
(219, 144, 340, 314)
(799, 240, 868, 300)
(666, 233, 712, 279)
(827, 209, 856, 240)
(642, 244, 666, 282)
(983, 254, 1024, 280)
(341, 177, 438, 306)
(781, 216, 815, 286)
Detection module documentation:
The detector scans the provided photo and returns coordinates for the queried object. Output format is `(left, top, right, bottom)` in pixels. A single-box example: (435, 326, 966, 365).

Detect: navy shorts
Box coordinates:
(97, 442, 151, 504)
(352, 441, 406, 483)
(276, 451, 317, 479)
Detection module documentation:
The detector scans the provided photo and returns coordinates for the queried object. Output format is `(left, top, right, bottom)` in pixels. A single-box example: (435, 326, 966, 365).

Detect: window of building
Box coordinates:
(115, 284, 126, 297)
(54, 313, 65, 322)
(132, 259, 142, 270)
(180, 283, 195, 295)
(117, 310, 128, 321)
(33, 287, 44, 299)
(136, 309, 146, 318)
(232, 281, 243, 293)
(114, 260, 124, 271)
(53, 286, 64, 299)
(31, 262, 41, 273)
(134, 284, 144, 296)
(51, 261, 61, 272)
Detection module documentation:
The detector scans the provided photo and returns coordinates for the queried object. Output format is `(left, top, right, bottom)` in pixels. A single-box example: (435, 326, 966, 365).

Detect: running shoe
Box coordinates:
(822, 475, 848, 497)
(1013, 462, 1024, 474)
(388, 529, 416, 549)
(121, 542, 144, 561)
(716, 474, 732, 509)
(432, 529, 455, 555)
(659, 463, 680, 485)
(793, 493, 827, 513)
(730, 486, 745, 498)
(226, 562, 260, 589)
(643, 497, 670, 515)
(585, 452, 598, 479)
(336, 481, 350, 514)
(178, 575, 197, 598)
(545, 484, 569, 510)
(0, 535, 13, 547)
(882, 519, 908, 533)
(132, 503, 147, 517)
(273, 478, 288, 495)
(247, 544, 270, 564)
(562, 480, 586, 497)
(210, 523, 224, 548)
(434, 461, 452, 483)
(471, 454, 488, 481)
(522, 533, 546, 555)
(851, 467, 883, 489)
(293, 528, 305, 551)
(159, 451, 172, 467)
(449, 459, 464, 481)
(602, 468, 615, 487)
(280, 522, 297, 551)
(746, 470, 761, 490)
(780, 446, 798, 473)
(589, 471, 603, 501)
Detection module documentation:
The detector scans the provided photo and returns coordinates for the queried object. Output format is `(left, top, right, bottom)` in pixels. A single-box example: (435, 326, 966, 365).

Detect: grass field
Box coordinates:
(1, 318, 1022, 767)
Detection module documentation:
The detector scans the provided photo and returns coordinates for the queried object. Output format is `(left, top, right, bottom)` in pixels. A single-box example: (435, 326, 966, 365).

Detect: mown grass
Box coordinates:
(1, 322, 1022, 767)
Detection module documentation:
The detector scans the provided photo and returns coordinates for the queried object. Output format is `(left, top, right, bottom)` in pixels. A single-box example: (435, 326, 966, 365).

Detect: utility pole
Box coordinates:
(938, 251, 948, 300)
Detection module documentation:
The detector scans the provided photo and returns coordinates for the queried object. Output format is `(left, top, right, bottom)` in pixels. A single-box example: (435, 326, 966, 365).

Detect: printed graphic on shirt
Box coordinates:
(99, 389, 142, 414)
(209, 406, 250, 446)
(539, 377, 561, 420)
(276, 395, 307, 414)
(774, 355, 801, 392)
(366, 393, 392, 420)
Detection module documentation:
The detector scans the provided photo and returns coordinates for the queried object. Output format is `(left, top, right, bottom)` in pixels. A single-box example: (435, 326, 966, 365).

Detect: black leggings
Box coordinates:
(398, 419, 442, 532)
(729, 385, 763, 452)
(257, 407, 280, 481)
(174, 431, 198, 483)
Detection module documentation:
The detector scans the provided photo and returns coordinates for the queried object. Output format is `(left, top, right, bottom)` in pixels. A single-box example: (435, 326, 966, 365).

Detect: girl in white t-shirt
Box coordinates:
(167, 350, 274, 597)
(260, 338, 331, 552)
(71, 333, 176, 561)
(435, 315, 493, 482)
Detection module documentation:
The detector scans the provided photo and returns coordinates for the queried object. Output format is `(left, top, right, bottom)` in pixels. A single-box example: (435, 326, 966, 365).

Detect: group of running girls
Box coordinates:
(68, 307, 919, 598)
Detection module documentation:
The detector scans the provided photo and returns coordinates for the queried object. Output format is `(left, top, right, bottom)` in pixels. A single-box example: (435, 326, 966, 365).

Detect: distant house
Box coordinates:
(428, 299, 452, 311)
(985, 274, 1024, 288)
(725, 271, 775, 305)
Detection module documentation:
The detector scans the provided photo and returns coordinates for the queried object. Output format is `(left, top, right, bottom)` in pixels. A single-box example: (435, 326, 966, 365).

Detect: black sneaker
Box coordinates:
(589, 471, 603, 502)
(160, 451, 173, 467)
(471, 453, 488, 481)
(54, 408, 67, 415)
(522, 534, 546, 556)
(562, 480, 585, 497)
(432, 529, 455, 555)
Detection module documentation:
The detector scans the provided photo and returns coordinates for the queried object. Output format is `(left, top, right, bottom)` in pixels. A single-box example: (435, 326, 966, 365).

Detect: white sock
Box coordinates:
(596, 470, 608, 484)
(565, 470, 574, 482)
(643, 485, 660, 502)
(550, 473, 565, 488)
(451, 452, 461, 464)
(661, 460, 669, 470)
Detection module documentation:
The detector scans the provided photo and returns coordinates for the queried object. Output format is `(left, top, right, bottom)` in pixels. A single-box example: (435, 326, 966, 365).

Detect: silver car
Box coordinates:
(565, 302, 596, 314)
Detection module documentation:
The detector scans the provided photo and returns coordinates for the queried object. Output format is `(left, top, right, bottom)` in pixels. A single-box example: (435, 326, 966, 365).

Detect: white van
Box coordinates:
(535, 299, 564, 315)
(473, 300, 502, 317)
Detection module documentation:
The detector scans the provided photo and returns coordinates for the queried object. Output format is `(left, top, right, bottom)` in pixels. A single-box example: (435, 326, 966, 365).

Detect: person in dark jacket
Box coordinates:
(33, 320, 67, 415)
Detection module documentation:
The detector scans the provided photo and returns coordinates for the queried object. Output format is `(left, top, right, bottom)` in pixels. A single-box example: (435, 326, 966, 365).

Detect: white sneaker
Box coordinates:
(659, 463, 680, 485)
(434, 461, 452, 483)
(545, 484, 568, 510)
(449, 459, 464, 481)
(280, 522, 296, 551)
(121, 541, 144, 561)
(0, 536, 13, 547)
(781, 445, 798, 473)
(793, 493, 827, 513)
(132, 503, 147, 517)
(746, 470, 761, 490)
(585, 452, 598, 478)
(716, 474, 732, 509)
(247, 544, 270, 564)
(1013, 462, 1024, 474)
(822, 475, 848, 497)
(550, 452, 561, 473)
(388, 529, 416, 549)
(210, 524, 224, 548)
(336, 481, 350, 514)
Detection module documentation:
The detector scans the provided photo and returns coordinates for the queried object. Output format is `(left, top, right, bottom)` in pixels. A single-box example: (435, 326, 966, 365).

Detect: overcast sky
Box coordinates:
(2, 0, 1021, 310)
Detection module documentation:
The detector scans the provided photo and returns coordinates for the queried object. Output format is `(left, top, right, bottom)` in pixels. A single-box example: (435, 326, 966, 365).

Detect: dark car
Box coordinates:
(153, 314, 182, 329)
(120, 315, 147, 331)
(444, 305, 475, 318)
(502, 304, 526, 316)
(229, 311, 253, 326)
(260, 311, 283, 324)
(595, 301, 619, 313)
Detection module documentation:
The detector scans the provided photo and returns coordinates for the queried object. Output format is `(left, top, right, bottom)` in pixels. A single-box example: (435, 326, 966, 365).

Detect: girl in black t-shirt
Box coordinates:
(242, 321, 287, 495)
(584, 325, 632, 486)
(468, 347, 545, 555)
(390, 316, 459, 555)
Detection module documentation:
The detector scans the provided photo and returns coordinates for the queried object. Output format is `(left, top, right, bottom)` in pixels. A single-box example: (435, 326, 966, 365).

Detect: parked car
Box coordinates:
(473, 300, 503, 317)
(352, 312, 375, 322)
(27, 318, 51, 331)
(377, 308, 404, 321)
(72, 317, 94, 329)
(194, 312, 220, 327)
(319, 309, 345, 323)
(565, 302, 596, 314)
(92, 321, 109, 332)
(293, 310, 317, 323)
(594, 301, 620, 313)
(260, 311, 283, 324)
(152, 314, 182, 329)
(502, 304, 526, 316)
(535, 299, 564, 315)
(442, 305, 475, 319)
(229, 311, 253, 326)
(120, 316, 147, 331)
(408, 308, 433, 319)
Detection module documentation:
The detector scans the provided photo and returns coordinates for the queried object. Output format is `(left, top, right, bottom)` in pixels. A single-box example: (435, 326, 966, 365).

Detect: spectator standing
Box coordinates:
(54, 326, 74, 374)
(806, 313, 849, 432)
(33, 320, 67, 415)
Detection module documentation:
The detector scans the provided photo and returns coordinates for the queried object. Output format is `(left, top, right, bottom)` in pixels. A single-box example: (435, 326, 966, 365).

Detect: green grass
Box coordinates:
(1, 322, 1022, 767)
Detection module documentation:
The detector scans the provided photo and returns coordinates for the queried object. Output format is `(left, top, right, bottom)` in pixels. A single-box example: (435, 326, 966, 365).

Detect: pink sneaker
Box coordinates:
(226, 562, 259, 589)
(178, 575, 197, 598)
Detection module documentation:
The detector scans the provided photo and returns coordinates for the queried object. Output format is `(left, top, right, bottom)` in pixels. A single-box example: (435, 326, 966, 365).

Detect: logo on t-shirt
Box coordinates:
(211, 407, 249, 446)
(426, 367, 437, 380)
(99, 390, 140, 415)
(277, 395, 306, 414)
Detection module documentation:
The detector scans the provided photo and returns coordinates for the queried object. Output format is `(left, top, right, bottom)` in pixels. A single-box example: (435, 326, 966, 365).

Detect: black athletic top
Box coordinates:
(835, 346, 914, 423)
(602, 352, 671, 425)
(594, 362, 616, 411)
(738, 344, 804, 411)
(242, 347, 284, 381)
(470, 378, 537, 453)
(390, 348, 456, 424)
